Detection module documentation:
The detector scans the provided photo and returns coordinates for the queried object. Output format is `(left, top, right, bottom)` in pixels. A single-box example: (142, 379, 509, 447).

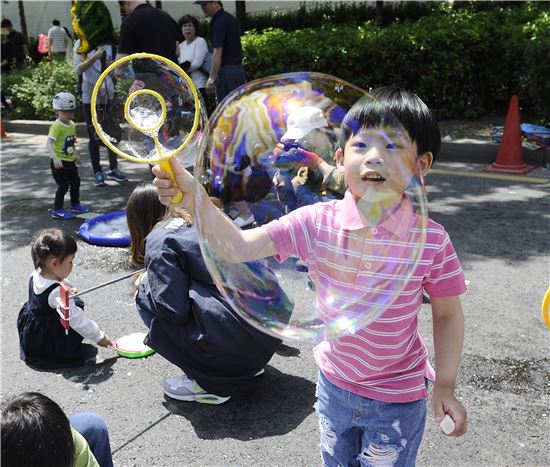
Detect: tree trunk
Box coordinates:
(235, 1, 246, 32)
(375, 1, 384, 27)
(18, 0, 28, 42)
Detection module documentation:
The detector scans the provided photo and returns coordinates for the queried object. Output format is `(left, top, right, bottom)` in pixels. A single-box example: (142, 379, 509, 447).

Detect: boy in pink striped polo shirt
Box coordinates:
(153, 87, 468, 466)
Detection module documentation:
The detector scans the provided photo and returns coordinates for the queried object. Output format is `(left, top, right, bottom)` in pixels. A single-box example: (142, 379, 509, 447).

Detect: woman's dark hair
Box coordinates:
(339, 87, 441, 161)
(31, 229, 77, 270)
(127, 183, 168, 266)
(177, 15, 199, 42)
(1, 392, 74, 467)
(127, 183, 195, 266)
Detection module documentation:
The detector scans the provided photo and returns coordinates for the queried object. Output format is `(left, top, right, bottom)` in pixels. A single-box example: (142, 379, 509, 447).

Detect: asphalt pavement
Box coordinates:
(1, 132, 549, 466)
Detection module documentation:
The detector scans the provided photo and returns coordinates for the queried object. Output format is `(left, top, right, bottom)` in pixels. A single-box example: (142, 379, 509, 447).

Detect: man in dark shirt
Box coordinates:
(194, 1, 245, 103)
(1, 19, 29, 70)
(116, 1, 178, 64)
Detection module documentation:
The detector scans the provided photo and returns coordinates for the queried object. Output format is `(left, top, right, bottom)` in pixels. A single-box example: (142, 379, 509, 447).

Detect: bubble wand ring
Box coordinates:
(91, 53, 201, 202)
(124, 88, 168, 165)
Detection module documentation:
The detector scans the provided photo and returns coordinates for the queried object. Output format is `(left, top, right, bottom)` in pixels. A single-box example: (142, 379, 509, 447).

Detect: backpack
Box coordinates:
(38, 33, 49, 55)
(200, 50, 212, 77)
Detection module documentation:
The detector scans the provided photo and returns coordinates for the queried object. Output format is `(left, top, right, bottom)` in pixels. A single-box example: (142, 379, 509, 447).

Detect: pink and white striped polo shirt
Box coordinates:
(265, 190, 467, 403)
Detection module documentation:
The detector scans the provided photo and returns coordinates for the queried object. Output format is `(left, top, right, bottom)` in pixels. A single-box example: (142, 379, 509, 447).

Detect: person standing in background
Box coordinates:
(0, 19, 29, 70)
(73, 41, 128, 186)
(48, 19, 70, 61)
(194, 1, 245, 103)
(63, 27, 73, 62)
(177, 15, 214, 115)
(116, 1, 179, 63)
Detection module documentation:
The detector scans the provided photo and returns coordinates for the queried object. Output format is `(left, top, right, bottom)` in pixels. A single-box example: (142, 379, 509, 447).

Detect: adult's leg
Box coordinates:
(69, 412, 114, 467)
(50, 161, 70, 209)
(82, 103, 102, 174)
(107, 148, 118, 171)
(215, 65, 246, 104)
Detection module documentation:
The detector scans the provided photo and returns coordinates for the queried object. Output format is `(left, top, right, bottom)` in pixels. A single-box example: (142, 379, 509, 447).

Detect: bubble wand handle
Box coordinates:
(159, 158, 183, 203)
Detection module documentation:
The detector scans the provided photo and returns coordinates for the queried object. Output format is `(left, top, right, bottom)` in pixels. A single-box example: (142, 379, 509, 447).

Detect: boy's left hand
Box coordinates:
(431, 384, 467, 437)
(75, 155, 81, 166)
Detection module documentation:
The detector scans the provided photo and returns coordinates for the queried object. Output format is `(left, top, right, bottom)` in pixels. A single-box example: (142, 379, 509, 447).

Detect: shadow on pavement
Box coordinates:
(162, 365, 316, 441)
(275, 343, 301, 357)
(25, 354, 118, 387)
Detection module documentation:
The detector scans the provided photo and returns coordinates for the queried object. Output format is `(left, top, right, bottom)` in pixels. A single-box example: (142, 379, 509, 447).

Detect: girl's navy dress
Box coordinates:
(18, 276, 88, 369)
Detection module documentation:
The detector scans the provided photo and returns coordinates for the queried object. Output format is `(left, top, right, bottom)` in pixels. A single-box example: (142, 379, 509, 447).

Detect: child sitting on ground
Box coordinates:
(18, 228, 112, 369)
(1, 391, 114, 467)
(153, 87, 468, 463)
(47, 92, 89, 219)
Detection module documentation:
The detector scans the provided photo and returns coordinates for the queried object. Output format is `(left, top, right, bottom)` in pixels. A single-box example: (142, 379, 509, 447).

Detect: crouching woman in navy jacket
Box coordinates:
(127, 183, 292, 404)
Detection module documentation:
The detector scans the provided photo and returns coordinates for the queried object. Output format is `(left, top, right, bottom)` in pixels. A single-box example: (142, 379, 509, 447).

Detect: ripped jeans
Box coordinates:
(316, 371, 427, 467)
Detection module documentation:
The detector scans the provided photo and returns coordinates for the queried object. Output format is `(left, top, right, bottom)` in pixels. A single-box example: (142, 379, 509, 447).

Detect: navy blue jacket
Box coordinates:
(136, 218, 292, 396)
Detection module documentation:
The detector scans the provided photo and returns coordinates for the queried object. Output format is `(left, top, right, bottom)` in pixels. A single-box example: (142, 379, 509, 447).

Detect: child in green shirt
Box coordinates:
(47, 92, 89, 219)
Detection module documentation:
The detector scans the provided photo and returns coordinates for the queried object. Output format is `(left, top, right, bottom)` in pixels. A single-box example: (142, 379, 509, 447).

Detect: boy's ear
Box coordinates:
(418, 152, 433, 176)
(335, 148, 345, 170)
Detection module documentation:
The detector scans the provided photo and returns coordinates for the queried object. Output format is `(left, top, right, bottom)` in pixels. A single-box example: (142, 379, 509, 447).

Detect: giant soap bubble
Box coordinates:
(193, 72, 429, 342)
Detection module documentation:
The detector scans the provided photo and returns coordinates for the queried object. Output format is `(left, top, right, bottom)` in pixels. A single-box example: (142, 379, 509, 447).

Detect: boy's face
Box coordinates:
(336, 126, 432, 202)
(55, 110, 75, 122)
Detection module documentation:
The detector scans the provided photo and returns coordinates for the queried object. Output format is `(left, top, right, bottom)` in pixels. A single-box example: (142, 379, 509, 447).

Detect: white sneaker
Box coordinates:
(162, 374, 230, 405)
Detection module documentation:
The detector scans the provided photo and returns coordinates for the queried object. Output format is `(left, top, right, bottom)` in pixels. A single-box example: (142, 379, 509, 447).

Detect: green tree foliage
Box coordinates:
(242, 1, 549, 122)
(4, 60, 81, 120)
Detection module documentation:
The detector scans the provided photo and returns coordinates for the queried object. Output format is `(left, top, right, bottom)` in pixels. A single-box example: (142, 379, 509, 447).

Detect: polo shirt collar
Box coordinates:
(338, 190, 417, 239)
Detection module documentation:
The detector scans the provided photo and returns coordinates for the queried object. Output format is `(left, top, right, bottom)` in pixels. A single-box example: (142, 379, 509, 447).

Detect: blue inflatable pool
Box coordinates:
(78, 210, 131, 247)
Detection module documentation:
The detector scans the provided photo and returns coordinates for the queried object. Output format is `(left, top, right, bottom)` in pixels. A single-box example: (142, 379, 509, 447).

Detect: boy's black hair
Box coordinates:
(31, 228, 77, 270)
(1, 19, 12, 28)
(339, 87, 441, 161)
(52, 19, 61, 26)
(1, 392, 74, 467)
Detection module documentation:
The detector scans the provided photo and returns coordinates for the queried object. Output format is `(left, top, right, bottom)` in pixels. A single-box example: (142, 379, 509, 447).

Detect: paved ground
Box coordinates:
(1, 133, 549, 466)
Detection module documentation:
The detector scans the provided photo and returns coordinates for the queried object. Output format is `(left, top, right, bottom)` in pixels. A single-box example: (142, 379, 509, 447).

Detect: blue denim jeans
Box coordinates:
(70, 412, 114, 467)
(216, 64, 246, 103)
(316, 371, 427, 467)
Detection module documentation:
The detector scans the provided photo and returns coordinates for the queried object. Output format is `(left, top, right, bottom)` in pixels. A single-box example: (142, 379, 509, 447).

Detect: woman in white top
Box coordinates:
(177, 15, 213, 114)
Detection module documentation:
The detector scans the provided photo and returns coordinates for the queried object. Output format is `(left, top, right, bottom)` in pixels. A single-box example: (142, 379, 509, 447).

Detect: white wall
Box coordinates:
(0, 0, 305, 37)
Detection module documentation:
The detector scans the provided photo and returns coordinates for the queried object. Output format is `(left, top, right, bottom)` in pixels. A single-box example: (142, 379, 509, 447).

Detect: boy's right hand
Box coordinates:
(52, 157, 63, 170)
(97, 335, 114, 347)
(152, 158, 196, 212)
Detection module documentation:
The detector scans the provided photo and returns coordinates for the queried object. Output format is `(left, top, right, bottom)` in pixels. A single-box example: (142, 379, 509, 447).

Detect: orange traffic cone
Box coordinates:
(0, 120, 8, 139)
(484, 95, 534, 174)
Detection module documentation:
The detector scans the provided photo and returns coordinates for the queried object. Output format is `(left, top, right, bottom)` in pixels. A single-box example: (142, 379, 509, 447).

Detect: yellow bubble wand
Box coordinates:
(91, 53, 201, 202)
